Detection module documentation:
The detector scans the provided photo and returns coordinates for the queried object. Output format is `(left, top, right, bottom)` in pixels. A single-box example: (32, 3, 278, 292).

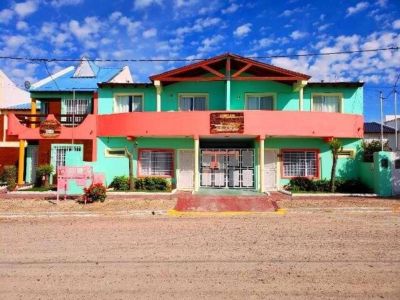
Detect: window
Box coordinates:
(338, 149, 355, 158)
(63, 99, 91, 124)
(312, 94, 341, 112)
(246, 94, 274, 110)
(114, 95, 143, 113)
(179, 94, 207, 111)
(139, 149, 174, 176)
(282, 150, 318, 177)
(105, 148, 126, 157)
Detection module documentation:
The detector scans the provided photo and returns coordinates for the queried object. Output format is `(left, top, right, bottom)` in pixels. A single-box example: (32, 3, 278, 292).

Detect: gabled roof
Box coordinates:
(150, 53, 311, 85)
(364, 122, 395, 134)
(307, 82, 364, 88)
(30, 58, 130, 92)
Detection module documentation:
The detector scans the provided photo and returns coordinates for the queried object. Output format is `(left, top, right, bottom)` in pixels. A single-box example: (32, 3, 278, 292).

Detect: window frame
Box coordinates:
(311, 93, 343, 113)
(338, 149, 355, 158)
(178, 93, 209, 111)
(105, 147, 127, 158)
(244, 93, 276, 110)
(113, 93, 144, 113)
(138, 148, 175, 178)
(280, 149, 320, 179)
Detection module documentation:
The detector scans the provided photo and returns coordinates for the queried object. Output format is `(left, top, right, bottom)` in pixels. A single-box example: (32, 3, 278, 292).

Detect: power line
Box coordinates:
(0, 46, 398, 63)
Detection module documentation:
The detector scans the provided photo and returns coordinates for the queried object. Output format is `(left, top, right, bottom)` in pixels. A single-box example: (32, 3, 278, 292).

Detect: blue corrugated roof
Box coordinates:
(3, 102, 31, 110)
(364, 122, 395, 133)
(30, 63, 122, 92)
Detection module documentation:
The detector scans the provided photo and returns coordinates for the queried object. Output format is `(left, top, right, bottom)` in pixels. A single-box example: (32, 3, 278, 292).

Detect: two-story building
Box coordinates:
(8, 53, 364, 192)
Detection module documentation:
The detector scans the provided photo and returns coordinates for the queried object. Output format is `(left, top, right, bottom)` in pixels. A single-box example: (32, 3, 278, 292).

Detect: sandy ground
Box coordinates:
(0, 200, 399, 299)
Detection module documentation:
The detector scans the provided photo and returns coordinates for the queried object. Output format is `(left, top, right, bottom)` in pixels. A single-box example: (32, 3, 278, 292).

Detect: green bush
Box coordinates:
(313, 179, 330, 192)
(109, 176, 130, 191)
(286, 177, 370, 193)
(336, 179, 371, 193)
(2, 165, 17, 191)
(36, 164, 54, 188)
(288, 177, 315, 191)
(84, 183, 107, 202)
(134, 177, 171, 191)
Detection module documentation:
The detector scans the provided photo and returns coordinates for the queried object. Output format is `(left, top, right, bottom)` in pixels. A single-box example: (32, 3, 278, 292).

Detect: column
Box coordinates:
(259, 136, 265, 193)
(154, 80, 162, 112)
(18, 139, 25, 185)
(299, 87, 303, 111)
(194, 136, 200, 192)
(226, 79, 231, 111)
(31, 98, 37, 128)
(92, 92, 98, 114)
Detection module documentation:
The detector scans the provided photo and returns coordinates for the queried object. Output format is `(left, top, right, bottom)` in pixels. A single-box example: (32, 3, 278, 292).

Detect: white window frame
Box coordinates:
(63, 98, 91, 115)
(139, 149, 174, 177)
(105, 148, 127, 158)
(113, 93, 144, 113)
(178, 93, 208, 111)
(245, 93, 276, 110)
(311, 93, 343, 113)
(282, 150, 318, 178)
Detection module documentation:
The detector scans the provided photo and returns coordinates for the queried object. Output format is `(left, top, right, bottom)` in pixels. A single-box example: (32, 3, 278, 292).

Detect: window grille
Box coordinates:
(63, 99, 91, 124)
(283, 150, 318, 177)
(139, 150, 173, 176)
(54, 145, 83, 170)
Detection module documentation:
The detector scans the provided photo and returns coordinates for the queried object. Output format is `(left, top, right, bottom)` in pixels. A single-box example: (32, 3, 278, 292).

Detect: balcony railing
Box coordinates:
(15, 114, 88, 127)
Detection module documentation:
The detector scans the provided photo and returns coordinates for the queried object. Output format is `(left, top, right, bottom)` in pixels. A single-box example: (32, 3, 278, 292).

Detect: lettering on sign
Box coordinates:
(40, 119, 61, 138)
(210, 112, 244, 134)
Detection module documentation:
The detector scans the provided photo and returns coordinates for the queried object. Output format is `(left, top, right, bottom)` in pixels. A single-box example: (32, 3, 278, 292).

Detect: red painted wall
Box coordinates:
(0, 147, 19, 173)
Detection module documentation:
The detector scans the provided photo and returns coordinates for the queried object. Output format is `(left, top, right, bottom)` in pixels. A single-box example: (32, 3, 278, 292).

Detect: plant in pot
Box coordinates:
(36, 164, 54, 188)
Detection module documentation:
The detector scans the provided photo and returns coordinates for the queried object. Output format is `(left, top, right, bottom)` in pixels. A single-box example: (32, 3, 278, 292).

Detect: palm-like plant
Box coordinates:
(329, 138, 343, 193)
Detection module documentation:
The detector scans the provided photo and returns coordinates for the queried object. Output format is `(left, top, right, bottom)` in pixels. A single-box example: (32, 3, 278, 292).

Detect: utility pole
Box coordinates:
(380, 91, 384, 152)
(395, 89, 398, 151)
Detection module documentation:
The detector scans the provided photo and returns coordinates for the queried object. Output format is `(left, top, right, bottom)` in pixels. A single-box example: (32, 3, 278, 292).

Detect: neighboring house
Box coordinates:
(364, 121, 397, 150)
(8, 53, 364, 192)
(0, 71, 31, 174)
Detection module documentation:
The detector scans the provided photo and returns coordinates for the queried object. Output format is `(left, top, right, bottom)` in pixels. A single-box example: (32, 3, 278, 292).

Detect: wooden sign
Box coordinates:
(210, 112, 244, 134)
(40, 119, 61, 138)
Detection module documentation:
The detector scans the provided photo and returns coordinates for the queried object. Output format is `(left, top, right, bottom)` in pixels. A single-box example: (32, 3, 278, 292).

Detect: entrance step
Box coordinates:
(175, 195, 278, 212)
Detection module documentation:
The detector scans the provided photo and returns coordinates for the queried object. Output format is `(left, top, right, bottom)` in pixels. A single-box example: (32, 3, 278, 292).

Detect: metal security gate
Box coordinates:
(200, 149, 254, 189)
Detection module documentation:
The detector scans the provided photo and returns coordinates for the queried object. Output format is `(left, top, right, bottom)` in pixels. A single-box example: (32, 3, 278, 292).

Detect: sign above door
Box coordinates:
(210, 112, 244, 134)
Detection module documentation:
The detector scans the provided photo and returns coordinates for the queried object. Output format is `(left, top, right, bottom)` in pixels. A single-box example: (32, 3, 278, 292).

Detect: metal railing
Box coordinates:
(15, 114, 88, 127)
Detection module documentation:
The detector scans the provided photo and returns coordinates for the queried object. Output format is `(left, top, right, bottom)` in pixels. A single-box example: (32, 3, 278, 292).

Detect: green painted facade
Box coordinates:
(31, 92, 93, 113)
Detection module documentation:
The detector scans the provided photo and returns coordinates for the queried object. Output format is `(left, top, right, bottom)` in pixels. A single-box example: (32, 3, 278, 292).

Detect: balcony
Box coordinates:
(97, 110, 364, 139)
(7, 113, 97, 140)
(15, 114, 88, 128)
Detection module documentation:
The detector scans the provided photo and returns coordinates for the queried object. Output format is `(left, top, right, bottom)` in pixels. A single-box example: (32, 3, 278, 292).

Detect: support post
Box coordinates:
(93, 92, 98, 115)
(226, 56, 231, 111)
(154, 80, 162, 112)
(395, 90, 398, 151)
(380, 91, 384, 151)
(194, 136, 199, 192)
(299, 86, 304, 111)
(293, 80, 307, 111)
(18, 139, 25, 185)
(31, 98, 37, 128)
(259, 136, 265, 193)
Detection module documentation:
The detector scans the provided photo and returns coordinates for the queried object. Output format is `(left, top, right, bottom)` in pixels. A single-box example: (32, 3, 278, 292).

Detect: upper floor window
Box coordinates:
(114, 95, 143, 113)
(245, 94, 274, 110)
(179, 94, 207, 111)
(312, 94, 342, 113)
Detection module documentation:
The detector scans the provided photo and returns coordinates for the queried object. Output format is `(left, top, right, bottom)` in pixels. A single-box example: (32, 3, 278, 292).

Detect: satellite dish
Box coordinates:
(24, 81, 31, 90)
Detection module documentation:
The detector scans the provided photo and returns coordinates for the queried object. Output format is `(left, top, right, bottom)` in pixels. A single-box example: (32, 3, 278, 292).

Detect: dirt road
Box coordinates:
(1, 208, 399, 299)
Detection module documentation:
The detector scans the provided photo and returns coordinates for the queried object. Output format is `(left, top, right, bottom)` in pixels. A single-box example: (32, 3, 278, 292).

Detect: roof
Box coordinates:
(1, 102, 31, 110)
(0, 69, 30, 108)
(307, 82, 364, 88)
(364, 122, 395, 134)
(150, 52, 311, 85)
(30, 59, 126, 92)
(97, 82, 153, 88)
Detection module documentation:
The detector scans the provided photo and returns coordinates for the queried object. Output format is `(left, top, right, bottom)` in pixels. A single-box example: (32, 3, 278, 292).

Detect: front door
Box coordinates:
(177, 150, 194, 190)
(200, 149, 254, 188)
(26, 145, 38, 184)
(264, 149, 278, 191)
(393, 152, 400, 195)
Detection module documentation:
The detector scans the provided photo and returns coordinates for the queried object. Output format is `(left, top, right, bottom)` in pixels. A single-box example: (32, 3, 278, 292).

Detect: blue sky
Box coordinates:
(0, 0, 399, 121)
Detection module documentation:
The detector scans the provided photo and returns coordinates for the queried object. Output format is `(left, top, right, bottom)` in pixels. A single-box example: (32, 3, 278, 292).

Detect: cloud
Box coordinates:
(16, 21, 29, 31)
(346, 2, 369, 17)
(290, 30, 308, 40)
(279, 8, 302, 17)
(0, 9, 14, 24)
(176, 17, 221, 36)
(197, 34, 224, 53)
(393, 19, 400, 30)
(143, 28, 157, 38)
(14, 0, 38, 18)
(50, 0, 83, 7)
(222, 3, 239, 14)
(134, 0, 163, 9)
(174, 0, 197, 7)
(234, 23, 251, 38)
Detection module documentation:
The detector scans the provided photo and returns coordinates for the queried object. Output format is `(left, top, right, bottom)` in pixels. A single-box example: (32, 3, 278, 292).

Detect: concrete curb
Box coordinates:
(291, 193, 378, 197)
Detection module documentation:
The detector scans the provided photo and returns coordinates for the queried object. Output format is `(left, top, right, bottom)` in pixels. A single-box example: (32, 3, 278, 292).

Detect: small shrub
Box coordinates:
(336, 179, 371, 193)
(134, 177, 171, 191)
(313, 179, 330, 192)
(84, 183, 107, 202)
(109, 176, 130, 191)
(36, 164, 54, 188)
(288, 177, 315, 191)
(3, 165, 17, 191)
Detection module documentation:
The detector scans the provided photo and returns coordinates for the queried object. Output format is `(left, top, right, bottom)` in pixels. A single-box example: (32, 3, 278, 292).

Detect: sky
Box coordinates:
(0, 0, 399, 121)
